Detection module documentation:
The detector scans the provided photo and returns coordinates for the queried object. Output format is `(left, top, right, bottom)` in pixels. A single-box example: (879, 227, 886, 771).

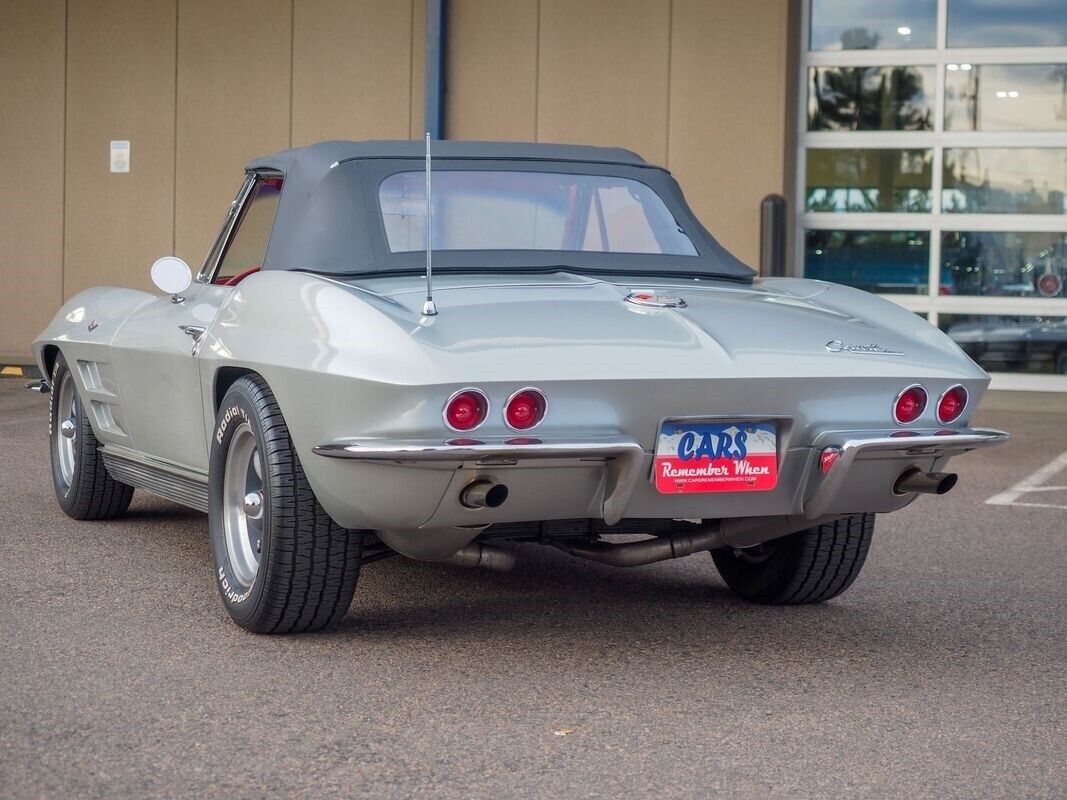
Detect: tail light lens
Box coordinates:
(937, 385, 968, 424)
(444, 389, 488, 431)
(504, 388, 547, 431)
(893, 385, 928, 425)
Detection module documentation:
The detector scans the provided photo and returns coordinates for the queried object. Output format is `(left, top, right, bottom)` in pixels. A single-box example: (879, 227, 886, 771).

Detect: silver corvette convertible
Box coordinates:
(33, 139, 1008, 634)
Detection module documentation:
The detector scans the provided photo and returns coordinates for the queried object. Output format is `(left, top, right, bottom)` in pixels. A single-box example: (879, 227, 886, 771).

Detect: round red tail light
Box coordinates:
(504, 388, 547, 431)
(444, 389, 488, 431)
(893, 385, 928, 425)
(937, 385, 968, 424)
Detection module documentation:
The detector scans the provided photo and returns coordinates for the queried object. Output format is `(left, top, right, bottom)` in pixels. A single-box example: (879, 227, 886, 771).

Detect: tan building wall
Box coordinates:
(0, 0, 794, 363)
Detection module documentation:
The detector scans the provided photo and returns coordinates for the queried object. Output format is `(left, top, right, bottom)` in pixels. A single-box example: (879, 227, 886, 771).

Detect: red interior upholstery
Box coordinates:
(217, 266, 260, 286)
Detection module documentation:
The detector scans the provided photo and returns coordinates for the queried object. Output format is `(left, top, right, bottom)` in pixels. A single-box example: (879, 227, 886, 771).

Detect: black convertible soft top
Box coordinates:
(246, 140, 756, 283)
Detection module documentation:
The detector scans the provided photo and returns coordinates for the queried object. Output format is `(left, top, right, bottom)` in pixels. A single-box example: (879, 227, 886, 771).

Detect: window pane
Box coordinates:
(941, 314, 1067, 374)
(945, 63, 1067, 131)
(810, 0, 937, 50)
(942, 149, 1067, 214)
(942, 231, 1067, 298)
(216, 177, 282, 281)
(806, 149, 932, 212)
(805, 229, 930, 294)
(808, 66, 934, 131)
(378, 171, 697, 255)
(947, 0, 1067, 47)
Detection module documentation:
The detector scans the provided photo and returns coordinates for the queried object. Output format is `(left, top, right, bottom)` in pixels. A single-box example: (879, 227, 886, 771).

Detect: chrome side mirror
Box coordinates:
(150, 256, 192, 304)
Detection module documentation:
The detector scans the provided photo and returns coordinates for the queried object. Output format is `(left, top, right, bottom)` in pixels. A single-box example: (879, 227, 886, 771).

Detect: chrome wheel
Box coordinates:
(222, 422, 265, 590)
(55, 370, 78, 493)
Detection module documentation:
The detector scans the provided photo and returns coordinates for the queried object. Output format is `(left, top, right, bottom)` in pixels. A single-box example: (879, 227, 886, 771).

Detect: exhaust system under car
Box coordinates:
(442, 465, 959, 572)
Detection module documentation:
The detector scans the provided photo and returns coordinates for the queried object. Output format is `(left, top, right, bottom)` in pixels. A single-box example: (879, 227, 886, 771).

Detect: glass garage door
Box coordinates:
(798, 0, 1067, 389)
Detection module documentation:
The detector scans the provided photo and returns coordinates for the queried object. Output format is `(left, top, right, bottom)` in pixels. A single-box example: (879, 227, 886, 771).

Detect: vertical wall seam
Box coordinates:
(289, 0, 295, 147)
(665, 0, 673, 168)
(172, 0, 179, 255)
(408, 0, 415, 136)
(61, 0, 68, 301)
(533, 0, 541, 140)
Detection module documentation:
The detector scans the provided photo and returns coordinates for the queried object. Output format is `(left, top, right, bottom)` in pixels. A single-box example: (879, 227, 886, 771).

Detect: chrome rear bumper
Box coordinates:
(312, 426, 1009, 526)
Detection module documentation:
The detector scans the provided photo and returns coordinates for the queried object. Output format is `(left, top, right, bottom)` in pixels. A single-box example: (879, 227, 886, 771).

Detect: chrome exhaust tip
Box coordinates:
(894, 468, 958, 496)
(25, 379, 50, 394)
(460, 479, 509, 509)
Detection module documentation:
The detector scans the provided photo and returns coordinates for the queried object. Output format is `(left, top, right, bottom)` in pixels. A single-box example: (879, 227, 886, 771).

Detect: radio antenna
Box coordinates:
(422, 132, 438, 316)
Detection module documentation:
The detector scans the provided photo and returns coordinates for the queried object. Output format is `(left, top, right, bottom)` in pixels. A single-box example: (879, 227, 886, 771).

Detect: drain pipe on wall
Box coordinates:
(425, 0, 446, 140)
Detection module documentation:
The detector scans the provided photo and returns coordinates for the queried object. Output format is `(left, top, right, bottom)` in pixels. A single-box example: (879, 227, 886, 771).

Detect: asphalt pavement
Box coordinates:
(1, 379, 1064, 799)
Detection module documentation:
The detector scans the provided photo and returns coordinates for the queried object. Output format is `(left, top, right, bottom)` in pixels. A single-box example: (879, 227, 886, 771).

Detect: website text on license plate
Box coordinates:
(653, 421, 778, 494)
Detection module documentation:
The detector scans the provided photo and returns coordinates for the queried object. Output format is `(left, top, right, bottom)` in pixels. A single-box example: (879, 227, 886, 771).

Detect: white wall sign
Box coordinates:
(110, 140, 130, 173)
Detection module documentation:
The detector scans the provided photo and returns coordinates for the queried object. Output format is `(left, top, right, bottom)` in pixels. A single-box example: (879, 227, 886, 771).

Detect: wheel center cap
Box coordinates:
(60, 419, 76, 439)
(243, 491, 264, 520)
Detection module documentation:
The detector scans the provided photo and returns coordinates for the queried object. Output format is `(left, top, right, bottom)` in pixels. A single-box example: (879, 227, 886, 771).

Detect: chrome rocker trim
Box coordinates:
(804, 427, 1010, 519)
(313, 437, 646, 525)
(101, 445, 209, 513)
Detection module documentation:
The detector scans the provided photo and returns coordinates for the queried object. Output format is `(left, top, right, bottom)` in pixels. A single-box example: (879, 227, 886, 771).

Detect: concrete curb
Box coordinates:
(1, 365, 41, 379)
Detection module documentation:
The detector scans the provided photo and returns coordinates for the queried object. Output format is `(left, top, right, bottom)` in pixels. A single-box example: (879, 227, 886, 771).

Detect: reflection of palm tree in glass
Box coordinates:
(840, 28, 879, 51)
(810, 65, 930, 131)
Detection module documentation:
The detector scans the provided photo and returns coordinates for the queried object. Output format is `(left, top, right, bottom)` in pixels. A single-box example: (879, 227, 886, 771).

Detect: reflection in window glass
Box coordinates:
(378, 171, 697, 255)
(942, 149, 1067, 214)
(806, 149, 932, 212)
(945, 63, 1067, 131)
(810, 0, 937, 50)
(947, 0, 1067, 47)
(805, 230, 932, 294)
(808, 66, 934, 131)
(942, 231, 1067, 297)
(216, 177, 282, 281)
(941, 314, 1067, 374)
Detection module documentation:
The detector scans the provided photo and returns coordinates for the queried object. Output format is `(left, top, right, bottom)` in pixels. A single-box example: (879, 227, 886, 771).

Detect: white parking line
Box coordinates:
(986, 449, 1067, 510)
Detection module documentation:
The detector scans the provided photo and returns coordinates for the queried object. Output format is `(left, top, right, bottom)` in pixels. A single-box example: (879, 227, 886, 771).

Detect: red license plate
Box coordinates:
(653, 421, 778, 494)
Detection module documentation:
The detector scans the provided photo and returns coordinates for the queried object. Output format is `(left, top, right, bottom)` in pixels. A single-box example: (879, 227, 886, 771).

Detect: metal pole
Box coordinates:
(425, 0, 446, 140)
(760, 194, 787, 278)
(422, 133, 437, 316)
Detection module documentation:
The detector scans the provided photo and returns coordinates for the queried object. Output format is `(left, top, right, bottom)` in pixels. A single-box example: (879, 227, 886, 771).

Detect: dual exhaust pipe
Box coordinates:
(458, 467, 958, 509)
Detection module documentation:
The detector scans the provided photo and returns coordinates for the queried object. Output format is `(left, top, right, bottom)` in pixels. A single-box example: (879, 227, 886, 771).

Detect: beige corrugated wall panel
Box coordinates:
(409, 0, 426, 138)
(0, 1, 65, 361)
(669, 0, 791, 266)
(537, 0, 670, 163)
(292, 1, 414, 145)
(175, 0, 292, 269)
(446, 0, 538, 141)
(64, 0, 177, 300)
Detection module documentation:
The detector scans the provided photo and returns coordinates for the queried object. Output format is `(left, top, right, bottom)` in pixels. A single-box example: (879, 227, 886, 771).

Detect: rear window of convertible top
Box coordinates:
(378, 170, 698, 257)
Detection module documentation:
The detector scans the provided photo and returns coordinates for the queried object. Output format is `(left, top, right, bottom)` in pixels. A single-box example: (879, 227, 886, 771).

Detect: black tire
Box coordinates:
(712, 514, 874, 605)
(49, 353, 134, 520)
(209, 374, 362, 634)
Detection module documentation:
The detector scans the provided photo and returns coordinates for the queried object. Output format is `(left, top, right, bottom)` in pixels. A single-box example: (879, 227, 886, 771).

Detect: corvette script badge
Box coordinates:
(825, 340, 904, 356)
